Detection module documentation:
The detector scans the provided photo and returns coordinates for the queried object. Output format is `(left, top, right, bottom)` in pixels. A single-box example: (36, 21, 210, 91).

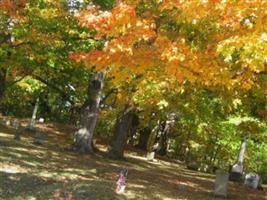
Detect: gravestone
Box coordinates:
(177, 182, 187, 192)
(5, 119, 11, 126)
(187, 162, 199, 171)
(244, 172, 260, 189)
(214, 170, 229, 198)
(198, 163, 209, 173)
(230, 136, 247, 182)
(34, 131, 45, 145)
(229, 162, 243, 182)
(12, 119, 20, 129)
(13, 119, 23, 141)
(39, 118, 45, 123)
(147, 152, 155, 161)
(0, 118, 5, 125)
(14, 127, 24, 140)
(115, 168, 128, 194)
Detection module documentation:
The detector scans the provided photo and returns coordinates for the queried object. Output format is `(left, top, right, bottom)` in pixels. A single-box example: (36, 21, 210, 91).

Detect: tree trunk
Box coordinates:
(0, 68, 7, 103)
(127, 113, 139, 146)
(73, 71, 106, 153)
(137, 127, 151, 150)
(108, 106, 135, 159)
(158, 121, 171, 156)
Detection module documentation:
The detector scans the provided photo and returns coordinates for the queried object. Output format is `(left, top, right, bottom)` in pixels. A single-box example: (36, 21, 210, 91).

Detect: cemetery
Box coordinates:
(0, 0, 267, 199)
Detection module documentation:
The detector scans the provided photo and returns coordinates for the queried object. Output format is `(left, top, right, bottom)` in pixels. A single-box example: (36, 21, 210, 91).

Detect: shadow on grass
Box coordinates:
(1, 123, 267, 200)
(0, 172, 127, 200)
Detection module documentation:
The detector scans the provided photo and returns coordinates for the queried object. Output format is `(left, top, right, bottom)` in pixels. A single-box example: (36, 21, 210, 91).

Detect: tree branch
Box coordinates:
(7, 75, 27, 87)
(100, 88, 117, 105)
(33, 75, 75, 105)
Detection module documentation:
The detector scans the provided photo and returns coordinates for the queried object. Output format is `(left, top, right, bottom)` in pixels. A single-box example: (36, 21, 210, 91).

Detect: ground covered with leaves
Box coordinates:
(0, 122, 266, 200)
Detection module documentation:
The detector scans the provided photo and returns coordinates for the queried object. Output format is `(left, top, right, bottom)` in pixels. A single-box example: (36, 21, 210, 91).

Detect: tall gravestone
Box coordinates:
(13, 119, 23, 140)
(29, 97, 39, 129)
(229, 136, 247, 182)
(214, 170, 229, 198)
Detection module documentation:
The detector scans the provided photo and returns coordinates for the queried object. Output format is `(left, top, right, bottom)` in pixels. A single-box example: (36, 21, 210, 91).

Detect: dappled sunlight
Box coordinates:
(0, 132, 13, 138)
(0, 164, 28, 174)
(1, 123, 266, 200)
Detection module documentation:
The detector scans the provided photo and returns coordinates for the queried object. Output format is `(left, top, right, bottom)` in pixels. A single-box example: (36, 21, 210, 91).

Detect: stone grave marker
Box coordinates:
(214, 170, 229, 198)
(147, 151, 155, 161)
(12, 119, 20, 129)
(13, 119, 23, 140)
(5, 119, 11, 126)
(177, 182, 187, 192)
(187, 162, 199, 171)
(198, 163, 209, 173)
(39, 118, 45, 123)
(34, 131, 45, 145)
(0, 118, 5, 125)
(244, 172, 260, 189)
(115, 168, 128, 194)
(229, 162, 243, 182)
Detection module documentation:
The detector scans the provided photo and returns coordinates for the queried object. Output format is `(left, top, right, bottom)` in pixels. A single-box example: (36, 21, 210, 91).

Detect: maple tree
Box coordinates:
(0, 0, 95, 119)
(70, 0, 267, 157)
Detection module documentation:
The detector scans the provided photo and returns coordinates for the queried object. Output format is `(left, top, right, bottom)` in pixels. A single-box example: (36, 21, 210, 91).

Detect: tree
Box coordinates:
(0, 0, 96, 122)
(71, 0, 267, 158)
(73, 70, 106, 153)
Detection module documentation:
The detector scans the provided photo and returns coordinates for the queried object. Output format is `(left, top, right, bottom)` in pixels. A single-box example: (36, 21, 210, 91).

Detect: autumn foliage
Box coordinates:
(71, 0, 267, 89)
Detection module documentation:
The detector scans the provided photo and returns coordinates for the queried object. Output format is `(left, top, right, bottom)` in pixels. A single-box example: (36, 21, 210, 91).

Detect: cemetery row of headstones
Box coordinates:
(214, 170, 263, 198)
(0, 117, 45, 145)
(213, 135, 263, 198)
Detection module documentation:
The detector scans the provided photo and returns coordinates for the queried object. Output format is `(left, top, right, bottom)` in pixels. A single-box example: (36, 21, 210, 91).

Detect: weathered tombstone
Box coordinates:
(34, 131, 45, 145)
(0, 118, 5, 125)
(187, 162, 199, 171)
(13, 119, 23, 141)
(177, 182, 187, 192)
(244, 172, 260, 189)
(230, 136, 247, 182)
(198, 163, 209, 173)
(39, 118, 45, 123)
(14, 127, 24, 140)
(12, 119, 20, 129)
(5, 119, 11, 126)
(29, 97, 39, 129)
(147, 151, 155, 161)
(115, 168, 128, 194)
(229, 162, 243, 182)
(214, 170, 229, 198)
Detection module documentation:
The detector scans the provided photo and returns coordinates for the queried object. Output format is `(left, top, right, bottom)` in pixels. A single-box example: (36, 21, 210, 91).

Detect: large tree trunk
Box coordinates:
(127, 113, 139, 146)
(137, 127, 151, 150)
(73, 71, 106, 153)
(108, 106, 135, 159)
(0, 68, 7, 103)
(158, 121, 171, 156)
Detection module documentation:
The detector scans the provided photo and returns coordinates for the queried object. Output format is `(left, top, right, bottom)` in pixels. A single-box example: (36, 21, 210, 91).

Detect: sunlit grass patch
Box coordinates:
(0, 123, 266, 200)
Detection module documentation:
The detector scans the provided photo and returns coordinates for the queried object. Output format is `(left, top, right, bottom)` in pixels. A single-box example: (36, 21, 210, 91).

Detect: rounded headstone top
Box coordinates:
(39, 118, 45, 123)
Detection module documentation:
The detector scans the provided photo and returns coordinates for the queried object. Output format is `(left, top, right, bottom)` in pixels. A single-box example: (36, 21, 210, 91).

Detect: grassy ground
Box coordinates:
(0, 122, 266, 200)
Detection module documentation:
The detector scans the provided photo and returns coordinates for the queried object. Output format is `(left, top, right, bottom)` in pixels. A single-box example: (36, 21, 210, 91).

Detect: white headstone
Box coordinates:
(12, 119, 20, 130)
(39, 118, 45, 123)
(244, 173, 260, 189)
(147, 152, 155, 161)
(5, 119, 11, 126)
(232, 163, 243, 173)
(214, 170, 229, 198)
